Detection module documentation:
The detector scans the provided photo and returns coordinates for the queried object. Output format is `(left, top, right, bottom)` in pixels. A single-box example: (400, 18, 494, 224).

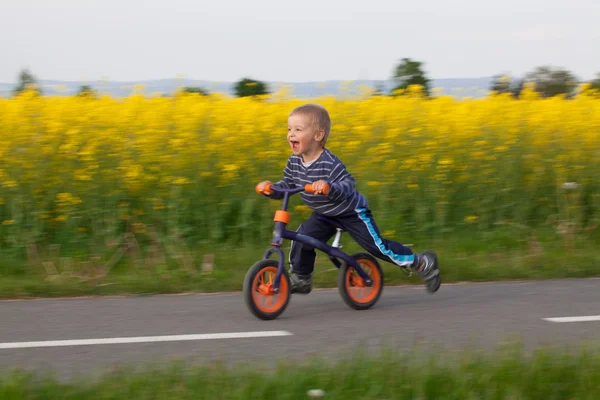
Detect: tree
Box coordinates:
(181, 86, 209, 95)
(489, 74, 512, 94)
(12, 68, 42, 96)
(523, 66, 578, 98)
(510, 78, 525, 98)
(391, 58, 431, 97)
(589, 73, 600, 91)
(489, 74, 524, 98)
(233, 77, 269, 98)
(580, 73, 600, 98)
(77, 85, 97, 98)
(372, 82, 387, 96)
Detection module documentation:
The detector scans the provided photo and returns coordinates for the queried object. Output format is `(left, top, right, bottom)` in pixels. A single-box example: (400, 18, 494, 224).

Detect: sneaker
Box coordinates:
(412, 251, 441, 293)
(289, 273, 312, 294)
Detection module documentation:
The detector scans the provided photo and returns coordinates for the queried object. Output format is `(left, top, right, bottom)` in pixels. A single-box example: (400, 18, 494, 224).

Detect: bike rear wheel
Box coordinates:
(243, 259, 291, 320)
(338, 252, 384, 310)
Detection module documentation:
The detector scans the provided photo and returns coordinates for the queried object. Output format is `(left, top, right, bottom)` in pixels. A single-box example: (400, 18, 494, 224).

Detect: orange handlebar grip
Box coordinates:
(305, 183, 330, 195)
(256, 182, 274, 195)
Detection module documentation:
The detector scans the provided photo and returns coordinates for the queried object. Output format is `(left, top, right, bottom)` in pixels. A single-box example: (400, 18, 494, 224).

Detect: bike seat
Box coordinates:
(317, 215, 346, 232)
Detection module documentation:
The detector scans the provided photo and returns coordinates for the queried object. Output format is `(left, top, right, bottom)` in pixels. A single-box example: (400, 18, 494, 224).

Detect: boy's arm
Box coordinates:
(325, 161, 356, 201)
(266, 158, 297, 200)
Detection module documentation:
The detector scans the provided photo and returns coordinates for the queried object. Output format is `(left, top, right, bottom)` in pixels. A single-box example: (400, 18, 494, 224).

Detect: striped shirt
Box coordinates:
(270, 148, 368, 216)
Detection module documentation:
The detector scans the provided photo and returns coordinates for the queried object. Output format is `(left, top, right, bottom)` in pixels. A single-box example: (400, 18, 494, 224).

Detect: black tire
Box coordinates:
(338, 252, 384, 310)
(243, 259, 291, 320)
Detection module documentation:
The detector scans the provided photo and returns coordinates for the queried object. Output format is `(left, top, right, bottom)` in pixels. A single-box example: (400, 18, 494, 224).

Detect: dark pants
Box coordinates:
(289, 207, 415, 276)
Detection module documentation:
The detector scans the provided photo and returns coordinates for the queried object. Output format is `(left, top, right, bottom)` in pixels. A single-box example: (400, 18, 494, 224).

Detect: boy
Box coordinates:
(256, 104, 441, 295)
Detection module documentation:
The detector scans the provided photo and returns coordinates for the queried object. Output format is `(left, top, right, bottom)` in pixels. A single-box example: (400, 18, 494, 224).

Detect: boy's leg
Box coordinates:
(338, 207, 441, 293)
(288, 212, 337, 294)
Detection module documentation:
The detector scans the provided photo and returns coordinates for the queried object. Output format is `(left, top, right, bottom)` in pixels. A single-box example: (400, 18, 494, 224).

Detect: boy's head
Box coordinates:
(287, 104, 331, 159)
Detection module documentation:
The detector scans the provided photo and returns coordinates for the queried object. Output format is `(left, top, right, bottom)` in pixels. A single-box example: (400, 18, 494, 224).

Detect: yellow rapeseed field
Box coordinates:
(0, 84, 599, 251)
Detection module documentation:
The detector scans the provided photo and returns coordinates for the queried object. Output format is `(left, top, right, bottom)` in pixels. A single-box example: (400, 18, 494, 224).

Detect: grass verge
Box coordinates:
(1, 227, 599, 299)
(2, 343, 600, 399)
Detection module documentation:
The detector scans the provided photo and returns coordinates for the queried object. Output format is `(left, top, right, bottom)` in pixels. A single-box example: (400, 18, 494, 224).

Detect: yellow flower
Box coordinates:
(0, 83, 596, 251)
(173, 177, 191, 185)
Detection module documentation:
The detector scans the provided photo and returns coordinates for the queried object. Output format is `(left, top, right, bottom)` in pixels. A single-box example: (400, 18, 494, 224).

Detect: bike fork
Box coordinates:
(264, 246, 286, 293)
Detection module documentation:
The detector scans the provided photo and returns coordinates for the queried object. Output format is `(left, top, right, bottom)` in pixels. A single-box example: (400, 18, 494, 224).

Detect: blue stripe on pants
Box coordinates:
(355, 207, 415, 267)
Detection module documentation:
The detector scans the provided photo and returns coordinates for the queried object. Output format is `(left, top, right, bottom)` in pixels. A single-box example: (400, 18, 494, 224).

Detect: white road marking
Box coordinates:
(0, 330, 293, 350)
(543, 315, 600, 323)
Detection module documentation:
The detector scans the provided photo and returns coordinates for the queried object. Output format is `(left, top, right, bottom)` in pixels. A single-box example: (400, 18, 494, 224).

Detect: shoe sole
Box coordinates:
(290, 281, 312, 295)
(422, 251, 441, 294)
(426, 270, 441, 293)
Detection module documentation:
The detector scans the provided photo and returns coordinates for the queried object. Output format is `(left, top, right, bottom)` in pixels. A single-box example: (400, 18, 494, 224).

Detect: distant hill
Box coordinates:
(0, 77, 494, 99)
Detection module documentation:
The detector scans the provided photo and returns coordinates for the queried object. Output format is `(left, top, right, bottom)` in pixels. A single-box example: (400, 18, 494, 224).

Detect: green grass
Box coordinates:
(1, 226, 599, 299)
(2, 343, 600, 399)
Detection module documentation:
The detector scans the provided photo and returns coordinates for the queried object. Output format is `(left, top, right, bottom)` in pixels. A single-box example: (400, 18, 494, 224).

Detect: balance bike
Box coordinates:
(243, 183, 384, 320)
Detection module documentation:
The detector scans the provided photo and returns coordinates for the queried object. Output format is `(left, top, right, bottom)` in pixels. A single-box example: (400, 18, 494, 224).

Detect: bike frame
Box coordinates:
(261, 185, 373, 293)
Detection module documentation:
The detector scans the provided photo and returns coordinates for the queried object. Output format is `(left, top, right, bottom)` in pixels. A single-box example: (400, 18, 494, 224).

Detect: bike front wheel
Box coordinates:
(243, 259, 291, 320)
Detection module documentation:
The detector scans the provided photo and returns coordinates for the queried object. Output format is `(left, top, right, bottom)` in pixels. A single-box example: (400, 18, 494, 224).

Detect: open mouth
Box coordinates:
(289, 139, 299, 150)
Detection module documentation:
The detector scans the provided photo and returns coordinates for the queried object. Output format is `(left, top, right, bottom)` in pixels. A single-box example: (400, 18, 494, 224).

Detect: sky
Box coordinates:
(1, 0, 598, 83)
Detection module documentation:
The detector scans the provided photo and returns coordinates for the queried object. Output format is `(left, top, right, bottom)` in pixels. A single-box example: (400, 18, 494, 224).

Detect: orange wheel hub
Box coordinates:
(251, 266, 288, 313)
(345, 259, 381, 304)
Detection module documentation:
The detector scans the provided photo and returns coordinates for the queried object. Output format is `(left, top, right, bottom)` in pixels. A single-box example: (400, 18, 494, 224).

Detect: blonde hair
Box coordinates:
(289, 103, 331, 147)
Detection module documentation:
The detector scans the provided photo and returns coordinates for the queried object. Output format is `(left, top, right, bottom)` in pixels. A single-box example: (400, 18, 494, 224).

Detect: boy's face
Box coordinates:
(287, 113, 325, 159)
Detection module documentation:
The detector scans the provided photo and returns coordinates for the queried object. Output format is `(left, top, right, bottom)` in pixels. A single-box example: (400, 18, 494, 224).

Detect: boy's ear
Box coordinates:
(314, 129, 325, 142)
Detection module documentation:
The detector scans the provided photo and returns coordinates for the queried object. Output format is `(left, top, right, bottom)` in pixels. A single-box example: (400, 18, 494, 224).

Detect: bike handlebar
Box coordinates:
(256, 182, 330, 196)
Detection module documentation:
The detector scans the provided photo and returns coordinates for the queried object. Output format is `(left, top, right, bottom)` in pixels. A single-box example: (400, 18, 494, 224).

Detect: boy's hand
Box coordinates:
(311, 180, 330, 195)
(256, 180, 274, 195)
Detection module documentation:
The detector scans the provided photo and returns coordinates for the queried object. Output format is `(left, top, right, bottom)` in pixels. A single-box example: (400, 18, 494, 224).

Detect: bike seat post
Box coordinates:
(331, 228, 343, 248)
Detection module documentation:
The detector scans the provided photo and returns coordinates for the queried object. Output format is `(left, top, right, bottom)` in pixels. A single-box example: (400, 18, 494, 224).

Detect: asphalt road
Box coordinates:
(1, 278, 599, 380)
